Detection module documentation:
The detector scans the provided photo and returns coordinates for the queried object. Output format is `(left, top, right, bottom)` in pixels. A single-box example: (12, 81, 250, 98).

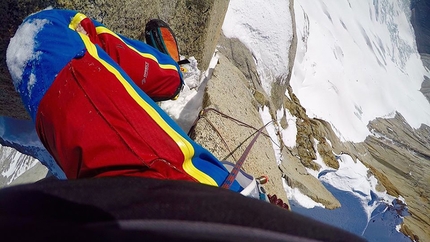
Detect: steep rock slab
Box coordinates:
(190, 54, 289, 204)
(362, 113, 430, 242)
(8, 161, 48, 187)
(217, 34, 264, 103)
(279, 149, 340, 210)
(216, 35, 340, 209)
(279, 95, 342, 209)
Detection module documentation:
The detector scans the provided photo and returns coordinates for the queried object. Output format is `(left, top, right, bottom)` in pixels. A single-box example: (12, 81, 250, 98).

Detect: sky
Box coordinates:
(1, 0, 428, 241)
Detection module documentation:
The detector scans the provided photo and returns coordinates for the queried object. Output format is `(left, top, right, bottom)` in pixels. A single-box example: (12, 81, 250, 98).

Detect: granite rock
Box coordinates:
(0, 0, 229, 119)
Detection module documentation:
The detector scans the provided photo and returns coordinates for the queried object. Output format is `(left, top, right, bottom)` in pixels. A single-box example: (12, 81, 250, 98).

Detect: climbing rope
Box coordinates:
(220, 121, 272, 189)
(188, 107, 290, 210)
(188, 108, 281, 153)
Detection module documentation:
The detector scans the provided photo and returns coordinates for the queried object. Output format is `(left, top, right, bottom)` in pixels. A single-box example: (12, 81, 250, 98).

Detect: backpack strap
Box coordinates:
(178, 59, 190, 65)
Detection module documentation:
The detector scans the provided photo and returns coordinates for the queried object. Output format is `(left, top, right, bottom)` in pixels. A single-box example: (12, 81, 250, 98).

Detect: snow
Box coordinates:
(283, 179, 325, 209)
(319, 154, 395, 221)
(160, 54, 220, 132)
(292, 0, 430, 142)
(223, 0, 293, 95)
(278, 108, 298, 148)
(1, 0, 427, 241)
(224, 0, 430, 143)
(306, 138, 335, 178)
(221, 0, 422, 240)
(259, 107, 282, 163)
(159, 56, 204, 132)
(259, 105, 298, 165)
(0, 146, 39, 183)
(287, 188, 326, 209)
(6, 19, 49, 91)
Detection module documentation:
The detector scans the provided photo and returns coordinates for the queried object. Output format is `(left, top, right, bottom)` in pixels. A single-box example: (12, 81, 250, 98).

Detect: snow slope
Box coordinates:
(223, 0, 430, 143)
(223, 0, 426, 241)
(1, 0, 428, 241)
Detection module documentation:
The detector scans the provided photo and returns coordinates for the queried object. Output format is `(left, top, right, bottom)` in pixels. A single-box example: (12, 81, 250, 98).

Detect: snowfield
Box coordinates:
(1, 0, 428, 241)
(222, 0, 425, 241)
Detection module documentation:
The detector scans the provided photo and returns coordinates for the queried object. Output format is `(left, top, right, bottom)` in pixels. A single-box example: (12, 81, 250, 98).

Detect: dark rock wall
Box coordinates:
(411, 0, 430, 111)
(0, 0, 58, 120)
(0, 0, 229, 119)
(411, 0, 430, 54)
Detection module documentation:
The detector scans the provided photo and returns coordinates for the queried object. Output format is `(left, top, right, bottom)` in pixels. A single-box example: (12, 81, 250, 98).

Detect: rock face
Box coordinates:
(0, 0, 229, 120)
(211, 4, 430, 240)
(210, 33, 430, 240)
(412, 0, 430, 108)
(0, 144, 46, 187)
(420, 54, 430, 103)
(2, 1, 430, 241)
(362, 114, 430, 241)
(411, 0, 430, 55)
(195, 35, 342, 210)
(190, 52, 290, 205)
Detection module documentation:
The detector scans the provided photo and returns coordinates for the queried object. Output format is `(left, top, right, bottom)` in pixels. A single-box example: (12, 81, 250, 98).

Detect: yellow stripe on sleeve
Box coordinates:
(95, 26, 179, 72)
(68, 12, 88, 30)
(68, 13, 218, 186)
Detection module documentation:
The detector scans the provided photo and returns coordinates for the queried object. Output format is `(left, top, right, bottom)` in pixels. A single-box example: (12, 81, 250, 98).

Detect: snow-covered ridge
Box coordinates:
(0, 144, 38, 186)
(0, 0, 427, 241)
(224, 0, 430, 143)
(223, 0, 425, 241)
(223, 0, 293, 95)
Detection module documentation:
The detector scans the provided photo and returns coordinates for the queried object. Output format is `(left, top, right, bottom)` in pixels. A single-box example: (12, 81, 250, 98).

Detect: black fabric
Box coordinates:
(0, 177, 366, 242)
(177, 59, 190, 65)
